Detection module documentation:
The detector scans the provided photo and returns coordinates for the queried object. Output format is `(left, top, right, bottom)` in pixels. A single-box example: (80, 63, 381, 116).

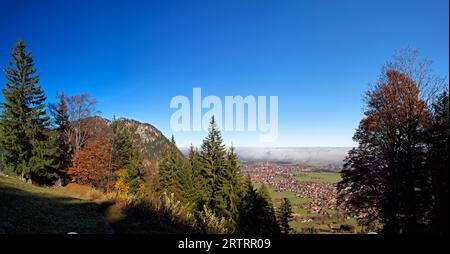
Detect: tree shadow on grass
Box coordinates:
(107, 201, 200, 234)
(1, 183, 200, 234)
(0, 185, 112, 234)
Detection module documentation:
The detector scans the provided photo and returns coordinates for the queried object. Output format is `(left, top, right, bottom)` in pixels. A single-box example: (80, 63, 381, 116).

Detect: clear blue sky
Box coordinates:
(0, 0, 448, 147)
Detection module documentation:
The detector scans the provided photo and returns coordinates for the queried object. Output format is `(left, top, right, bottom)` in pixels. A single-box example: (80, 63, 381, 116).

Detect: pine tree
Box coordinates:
(175, 157, 197, 205)
(111, 119, 134, 170)
(157, 135, 189, 202)
(221, 146, 243, 227)
(189, 144, 206, 204)
(111, 119, 145, 196)
(277, 198, 294, 234)
(0, 40, 58, 183)
(237, 176, 281, 234)
(199, 116, 226, 207)
(426, 91, 449, 234)
(49, 92, 71, 184)
(257, 184, 281, 233)
(200, 116, 231, 219)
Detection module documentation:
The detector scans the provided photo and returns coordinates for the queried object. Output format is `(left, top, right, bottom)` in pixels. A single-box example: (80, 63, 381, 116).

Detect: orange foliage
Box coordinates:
(67, 136, 112, 191)
(114, 168, 146, 197)
(362, 70, 430, 135)
(114, 169, 130, 193)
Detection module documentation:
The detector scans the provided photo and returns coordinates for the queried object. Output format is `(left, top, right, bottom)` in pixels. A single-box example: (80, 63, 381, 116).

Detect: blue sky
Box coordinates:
(0, 0, 448, 147)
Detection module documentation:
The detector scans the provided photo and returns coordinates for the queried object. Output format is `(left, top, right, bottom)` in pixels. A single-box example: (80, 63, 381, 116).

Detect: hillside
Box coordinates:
(0, 174, 197, 234)
(0, 174, 112, 234)
(114, 117, 177, 162)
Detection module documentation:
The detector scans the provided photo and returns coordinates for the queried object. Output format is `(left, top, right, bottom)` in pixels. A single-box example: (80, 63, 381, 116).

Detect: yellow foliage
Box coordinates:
(137, 181, 146, 197)
(114, 169, 129, 194)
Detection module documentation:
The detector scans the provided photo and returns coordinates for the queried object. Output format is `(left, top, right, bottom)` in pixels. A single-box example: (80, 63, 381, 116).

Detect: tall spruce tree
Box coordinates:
(0, 40, 58, 183)
(158, 135, 192, 202)
(222, 146, 243, 226)
(237, 176, 281, 234)
(277, 198, 294, 234)
(111, 119, 145, 195)
(49, 92, 71, 184)
(427, 91, 449, 234)
(111, 119, 134, 169)
(199, 117, 244, 225)
(200, 116, 227, 216)
(189, 144, 206, 205)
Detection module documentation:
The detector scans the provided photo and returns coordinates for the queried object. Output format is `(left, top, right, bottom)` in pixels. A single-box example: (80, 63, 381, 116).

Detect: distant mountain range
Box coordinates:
(181, 146, 352, 168)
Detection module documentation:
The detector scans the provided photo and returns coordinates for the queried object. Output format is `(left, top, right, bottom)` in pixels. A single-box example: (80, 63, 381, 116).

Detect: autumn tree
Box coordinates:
(48, 92, 99, 183)
(67, 120, 112, 191)
(65, 93, 99, 154)
(67, 137, 112, 190)
(338, 49, 447, 234)
(0, 40, 59, 184)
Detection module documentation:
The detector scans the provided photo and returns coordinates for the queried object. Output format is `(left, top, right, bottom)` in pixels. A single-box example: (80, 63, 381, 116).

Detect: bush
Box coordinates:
(339, 224, 355, 233)
(300, 227, 318, 234)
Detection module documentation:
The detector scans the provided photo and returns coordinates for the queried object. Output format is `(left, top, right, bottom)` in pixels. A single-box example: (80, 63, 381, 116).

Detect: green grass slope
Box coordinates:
(0, 174, 113, 234)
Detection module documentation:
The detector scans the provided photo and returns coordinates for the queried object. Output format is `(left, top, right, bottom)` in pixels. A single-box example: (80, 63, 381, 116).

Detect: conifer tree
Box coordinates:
(200, 117, 243, 222)
(426, 91, 449, 234)
(199, 116, 225, 206)
(277, 198, 294, 234)
(219, 146, 243, 226)
(0, 40, 58, 183)
(111, 119, 134, 169)
(237, 176, 281, 234)
(49, 92, 71, 184)
(111, 119, 145, 195)
(158, 135, 190, 202)
(189, 144, 206, 204)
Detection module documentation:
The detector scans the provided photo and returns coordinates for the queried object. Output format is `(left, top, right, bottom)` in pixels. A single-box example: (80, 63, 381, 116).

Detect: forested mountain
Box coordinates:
(114, 118, 180, 162)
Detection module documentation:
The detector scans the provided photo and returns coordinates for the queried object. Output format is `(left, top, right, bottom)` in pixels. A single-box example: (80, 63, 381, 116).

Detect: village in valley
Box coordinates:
(242, 163, 360, 233)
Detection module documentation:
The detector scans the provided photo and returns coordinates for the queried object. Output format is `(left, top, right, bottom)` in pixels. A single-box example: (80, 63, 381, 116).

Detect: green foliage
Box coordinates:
(0, 40, 59, 183)
(194, 204, 231, 234)
(158, 136, 195, 203)
(237, 176, 281, 234)
(112, 119, 145, 196)
(426, 91, 449, 234)
(198, 117, 243, 226)
(199, 116, 226, 208)
(157, 117, 280, 234)
(49, 92, 71, 183)
(277, 197, 294, 234)
(112, 119, 135, 170)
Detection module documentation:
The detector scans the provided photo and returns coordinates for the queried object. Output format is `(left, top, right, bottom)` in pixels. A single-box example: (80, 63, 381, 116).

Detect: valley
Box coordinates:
(243, 163, 360, 233)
